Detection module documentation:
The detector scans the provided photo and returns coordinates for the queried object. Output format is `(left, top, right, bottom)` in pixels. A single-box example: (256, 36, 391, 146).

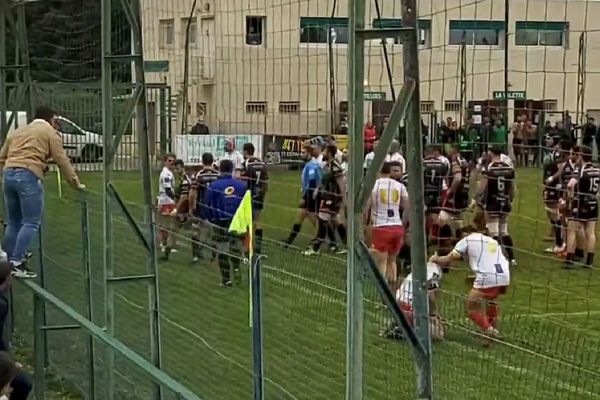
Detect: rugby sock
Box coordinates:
(486, 303, 499, 328)
(218, 252, 231, 285)
(286, 223, 302, 245)
(255, 229, 264, 254)
(313, 219, 327, 252)
(326, 224, 337, 247)
(586, 252, 594, 267)
(575, 248, 585, 261)
(337, 225, 348, 244)
(565, 253, 574, 266)
(191, 234, 201, 258)
(553, 221, 563, 247)
(468, 311, 491, 331)
(502, 235, 515, 261)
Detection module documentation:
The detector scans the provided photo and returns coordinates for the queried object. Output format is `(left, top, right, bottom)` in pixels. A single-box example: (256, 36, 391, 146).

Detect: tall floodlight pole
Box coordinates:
(401, 0, 434, 398)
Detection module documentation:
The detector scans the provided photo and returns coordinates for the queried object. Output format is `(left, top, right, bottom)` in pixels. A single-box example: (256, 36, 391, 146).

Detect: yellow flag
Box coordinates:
(56, 168, 63, 198)
(229, 190, 254, 327)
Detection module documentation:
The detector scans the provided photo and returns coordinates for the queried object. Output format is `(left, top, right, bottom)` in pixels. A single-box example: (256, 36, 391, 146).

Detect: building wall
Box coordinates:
(140, 0, 600, 135)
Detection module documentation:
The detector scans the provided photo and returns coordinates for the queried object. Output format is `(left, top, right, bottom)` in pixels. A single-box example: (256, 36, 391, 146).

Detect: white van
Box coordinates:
(4, 112, 103, 162)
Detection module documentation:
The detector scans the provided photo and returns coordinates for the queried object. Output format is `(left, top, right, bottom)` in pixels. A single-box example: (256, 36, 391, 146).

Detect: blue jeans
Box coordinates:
(3, 168, 44, 264)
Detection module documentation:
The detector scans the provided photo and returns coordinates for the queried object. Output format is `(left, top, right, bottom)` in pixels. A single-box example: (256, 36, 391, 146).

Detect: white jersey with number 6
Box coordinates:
(371, 177, 408, 227)
(451, 233, 510, 289)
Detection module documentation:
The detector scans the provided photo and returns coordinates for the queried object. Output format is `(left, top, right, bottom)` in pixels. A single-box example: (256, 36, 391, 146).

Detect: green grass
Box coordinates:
(10, 167, 600, 399)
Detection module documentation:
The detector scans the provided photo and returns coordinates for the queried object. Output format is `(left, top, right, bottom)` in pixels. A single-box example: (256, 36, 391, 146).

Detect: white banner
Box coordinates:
(173, 134, 264, 165)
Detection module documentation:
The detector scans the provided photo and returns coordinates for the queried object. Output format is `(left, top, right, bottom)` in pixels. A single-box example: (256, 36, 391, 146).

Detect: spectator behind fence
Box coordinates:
(0, 106, 84, 279)
(0, 262, 32, 399)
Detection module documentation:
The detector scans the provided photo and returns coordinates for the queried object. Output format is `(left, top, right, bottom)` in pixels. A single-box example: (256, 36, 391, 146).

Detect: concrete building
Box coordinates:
(141, 0, 600, 136)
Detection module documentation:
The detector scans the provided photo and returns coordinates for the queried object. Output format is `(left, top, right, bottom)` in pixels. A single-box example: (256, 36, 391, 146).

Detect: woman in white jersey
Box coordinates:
(431, 212, 510, 337)
(365, 162, 409, 288)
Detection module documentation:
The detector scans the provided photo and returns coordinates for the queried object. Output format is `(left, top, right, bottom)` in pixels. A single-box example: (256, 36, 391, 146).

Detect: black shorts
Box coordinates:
(572, 204, 598, 221)
(319, 192, 341, 214)
(300, 191, 319, 213)
(443, 192, 469, 213)
(543, 186, 560, 203)
(485, 200, 512, 215)
(424, 193, 441, 213)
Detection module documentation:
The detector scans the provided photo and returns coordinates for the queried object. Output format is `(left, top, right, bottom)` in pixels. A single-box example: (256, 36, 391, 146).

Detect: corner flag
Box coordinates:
(229, 190, 254, 326)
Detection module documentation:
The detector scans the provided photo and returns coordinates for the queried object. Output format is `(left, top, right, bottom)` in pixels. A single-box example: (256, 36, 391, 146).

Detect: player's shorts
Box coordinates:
(319, 192, 342, 215)
(371, 225, 405, 254)
(158, 204, 176, 216)
(424, 192, 441, 214)
(474, 285, 508, 300)
(571, 203, 599, 221)
(300, 191, 319, 213)
(441, 191, 469, 215)
(485, 213, 508, 236)
(484, 200, 512, 216)
(399, 302, 414, 325)
(543, 186, 560, 204)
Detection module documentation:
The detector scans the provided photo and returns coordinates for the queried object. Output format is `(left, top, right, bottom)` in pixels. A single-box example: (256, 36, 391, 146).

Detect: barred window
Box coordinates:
(246, 101, 267, 114)
(279, 101, 300, 114)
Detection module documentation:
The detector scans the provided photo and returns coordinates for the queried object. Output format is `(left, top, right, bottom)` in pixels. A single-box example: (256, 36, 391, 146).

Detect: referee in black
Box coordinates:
(0, 261, 32, 399)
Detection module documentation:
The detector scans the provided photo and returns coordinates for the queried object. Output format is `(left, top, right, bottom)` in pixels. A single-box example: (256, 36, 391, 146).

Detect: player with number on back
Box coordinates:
(565, 145, 600, 269)
(476, 145, 517, 267)
(423, 145, 449, 246)
(365, 162, 409, 290)
(241, 143, 269, 254)
(188, 153, 220, 263)
(432, 211, 510, 340)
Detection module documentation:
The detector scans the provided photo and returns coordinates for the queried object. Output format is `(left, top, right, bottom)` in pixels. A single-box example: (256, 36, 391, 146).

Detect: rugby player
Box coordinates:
(542, 140, 570, 254)
(156, 153, 177, 259)
(476, 145, 517, 266)
(241, 143, 269, 254)
(283, 144, 321, 247)
(565, 146, 600, 268)
(432, 212, 510, 338)
(440, 145, 470, 239)
(188, 153, 220, 263)
(365, 162, 409, 289)
(303, 144, 346, 255)
(423, 145, 449, 245)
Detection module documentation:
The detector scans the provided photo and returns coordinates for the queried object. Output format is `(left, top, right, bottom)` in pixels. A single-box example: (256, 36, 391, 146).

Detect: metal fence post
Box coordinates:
(32, 293, 46, 400)
(81, 199, 97, 400)
(36, 226, 49, 368)
(251, 255, 265, 400)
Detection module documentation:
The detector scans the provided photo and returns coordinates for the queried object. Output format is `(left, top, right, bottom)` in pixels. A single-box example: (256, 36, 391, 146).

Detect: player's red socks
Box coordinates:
(486, 303, 499, 328)
(468, 311, 490, 330)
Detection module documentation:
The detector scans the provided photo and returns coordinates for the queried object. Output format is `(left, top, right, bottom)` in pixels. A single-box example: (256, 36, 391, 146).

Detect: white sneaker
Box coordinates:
(170, 248, 179, 253)
(510, 259, 518, 267)
(485, 326, 500, 338)
(302, 249, 319, 256)
(545, 245, 565, 254)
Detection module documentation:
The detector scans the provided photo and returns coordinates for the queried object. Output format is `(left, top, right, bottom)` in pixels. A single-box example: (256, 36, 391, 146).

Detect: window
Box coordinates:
(196, 102, 207, 118)
(246, 101, 267, 114)
(300, 17, 349, 44)
(56, 118, 80, 135)
(246, 16, 266, 46)
(279, 101, 300, 114)
(420, 101, 434, 113)
(544, 100, 558, 111)
(449, 20, 504, 46)
(159, 19, 175, 48)
(444, 101, 461, 112)
(372, 19, 431, 46)
(181, 17, 197, 46)
(515, 21, 568, 47)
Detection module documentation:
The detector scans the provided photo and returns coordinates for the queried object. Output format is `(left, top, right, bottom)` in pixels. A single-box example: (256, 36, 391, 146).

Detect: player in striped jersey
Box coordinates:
(542, 140, 571, 254)
(440, 145, 470, 239)
(423, 145, 449, 245)
(476, 145, 517, 266)
(188, 153, 220, 263)
(565, 146, 600, 268)
(241, 143, 269, 254)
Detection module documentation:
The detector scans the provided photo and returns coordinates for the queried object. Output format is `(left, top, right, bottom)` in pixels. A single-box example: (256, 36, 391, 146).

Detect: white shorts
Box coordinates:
(486, 218, 508, 236)
(474, 272, 510, 289)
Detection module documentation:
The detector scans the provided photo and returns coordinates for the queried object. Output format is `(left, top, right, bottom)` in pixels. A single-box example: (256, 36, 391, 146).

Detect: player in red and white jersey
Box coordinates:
(157, 153, 177, 258)
(365, 162, 409, 289)
(393, 261, 445, 341)
(432, 212, 510, 338)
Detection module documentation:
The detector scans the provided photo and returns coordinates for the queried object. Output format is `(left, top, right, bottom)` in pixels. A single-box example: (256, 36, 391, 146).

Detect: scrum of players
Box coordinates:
(154, 133, 600, 340)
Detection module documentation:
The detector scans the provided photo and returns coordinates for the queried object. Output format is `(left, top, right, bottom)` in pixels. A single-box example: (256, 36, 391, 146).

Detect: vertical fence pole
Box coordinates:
(251, 256, 265, 400)
(400, 0, 434, 397)
(159, 86, 167, 156)
(100, 0, 115, 397)
(346, 0, 366, 398)
(0, 3, 7, 141)
(33, 293, 46, 400)
(36, 228, 49, 368)
(81, 199, 97, 400)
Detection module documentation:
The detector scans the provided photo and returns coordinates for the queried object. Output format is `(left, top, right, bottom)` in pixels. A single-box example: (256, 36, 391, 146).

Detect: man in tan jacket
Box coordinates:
(0, 106, 84, 278)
